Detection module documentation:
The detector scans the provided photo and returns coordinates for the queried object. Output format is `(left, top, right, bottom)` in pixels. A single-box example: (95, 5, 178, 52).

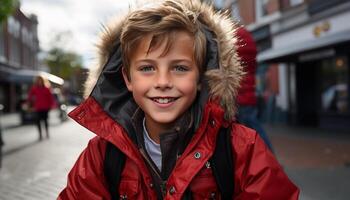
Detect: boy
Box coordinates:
(59, 0, 299, 199)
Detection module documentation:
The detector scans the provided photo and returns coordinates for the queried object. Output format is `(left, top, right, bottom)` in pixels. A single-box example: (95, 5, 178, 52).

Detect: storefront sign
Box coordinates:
(313, 21, 331, 37)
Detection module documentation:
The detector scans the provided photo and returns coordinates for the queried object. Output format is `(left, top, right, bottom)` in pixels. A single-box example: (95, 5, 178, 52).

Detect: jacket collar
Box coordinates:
(69, 96, 226, 157)
(69, 96, 227, 197)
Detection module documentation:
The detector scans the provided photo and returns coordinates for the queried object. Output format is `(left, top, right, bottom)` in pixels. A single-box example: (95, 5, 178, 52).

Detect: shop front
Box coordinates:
(295, 47, 349, 130)
(257, 11, 350, 130)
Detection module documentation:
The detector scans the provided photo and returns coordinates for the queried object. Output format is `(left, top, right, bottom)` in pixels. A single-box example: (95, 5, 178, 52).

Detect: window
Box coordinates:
(9, 35, 21, 66)
(290, 0, 303, 7)
(255, 0, 270, 20)
(321, 57, 349, 114)
(7, 17, 20, 38)
(8, 17, 21, 66)
(231, 0, 241, 22)
(213, 0, 225, 9)
(0, 23, 5, 61)
(21, 26, 35, 50)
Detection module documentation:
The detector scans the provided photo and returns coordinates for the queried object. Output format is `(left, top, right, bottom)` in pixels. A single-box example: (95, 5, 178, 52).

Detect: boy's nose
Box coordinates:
(154, 72, 173, 90)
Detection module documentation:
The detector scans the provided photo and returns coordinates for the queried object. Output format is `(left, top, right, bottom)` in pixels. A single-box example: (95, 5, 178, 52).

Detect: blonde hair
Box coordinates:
(120, 0, 207, 77)
(34, 76, 50, 88)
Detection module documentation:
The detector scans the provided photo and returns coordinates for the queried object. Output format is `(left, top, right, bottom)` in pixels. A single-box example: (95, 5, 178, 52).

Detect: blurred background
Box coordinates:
(0, 0, 349, 199)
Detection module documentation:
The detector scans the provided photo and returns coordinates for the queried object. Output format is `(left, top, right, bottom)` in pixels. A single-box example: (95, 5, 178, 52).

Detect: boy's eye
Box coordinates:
(139, 65, 155, 72)
(173, 65, 189, 72)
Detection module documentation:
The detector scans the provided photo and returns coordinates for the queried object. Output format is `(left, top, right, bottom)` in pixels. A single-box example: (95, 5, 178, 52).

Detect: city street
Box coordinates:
(266, 125, 350, 200)
(0, 111, 349, 199)
(0, 110, 94, 200)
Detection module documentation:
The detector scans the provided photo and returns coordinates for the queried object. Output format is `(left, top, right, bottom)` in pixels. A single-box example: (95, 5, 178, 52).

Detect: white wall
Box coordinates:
(276, 63, 289, 111)
(273, 11, 350, 49)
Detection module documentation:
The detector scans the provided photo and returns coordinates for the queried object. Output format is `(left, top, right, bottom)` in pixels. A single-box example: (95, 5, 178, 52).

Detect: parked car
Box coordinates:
(322, 83, 348, 113)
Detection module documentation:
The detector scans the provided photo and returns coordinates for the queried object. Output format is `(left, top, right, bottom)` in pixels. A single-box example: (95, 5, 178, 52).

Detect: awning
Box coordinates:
(257, 30, 350, 63)
(0, 66, 64, 85)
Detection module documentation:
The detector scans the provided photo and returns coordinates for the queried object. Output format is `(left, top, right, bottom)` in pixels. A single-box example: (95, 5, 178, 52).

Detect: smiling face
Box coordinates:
(122, 31, 200, 141)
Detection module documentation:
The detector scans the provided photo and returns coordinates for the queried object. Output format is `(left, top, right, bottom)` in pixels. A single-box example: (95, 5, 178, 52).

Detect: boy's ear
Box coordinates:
(122, 67, 133, 92)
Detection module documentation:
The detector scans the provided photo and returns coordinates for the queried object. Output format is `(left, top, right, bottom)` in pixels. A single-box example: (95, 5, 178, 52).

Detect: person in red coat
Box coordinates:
(27, 76, 54, 140)
(236, 27, 274, 151)
(58, 0, 299, 199)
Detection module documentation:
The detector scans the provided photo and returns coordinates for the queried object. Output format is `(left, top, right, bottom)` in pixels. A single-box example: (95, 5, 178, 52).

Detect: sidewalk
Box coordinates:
(265, 124, 350, 200)
(266, 124, 350, 168)
(0, 112, 21, 130)
(0, 113, 94, 200)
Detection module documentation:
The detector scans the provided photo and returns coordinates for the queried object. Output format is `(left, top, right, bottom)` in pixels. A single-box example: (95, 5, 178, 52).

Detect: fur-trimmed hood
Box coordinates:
(84, 0, 243, 124)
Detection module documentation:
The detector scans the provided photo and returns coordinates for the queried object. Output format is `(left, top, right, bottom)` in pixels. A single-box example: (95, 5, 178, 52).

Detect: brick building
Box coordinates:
(207, 0, 350, 130)
(0, 7, 63, 113)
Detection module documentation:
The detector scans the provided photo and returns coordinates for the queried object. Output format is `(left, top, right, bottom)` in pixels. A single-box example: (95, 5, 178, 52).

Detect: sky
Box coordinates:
(20, 0, 136, 67)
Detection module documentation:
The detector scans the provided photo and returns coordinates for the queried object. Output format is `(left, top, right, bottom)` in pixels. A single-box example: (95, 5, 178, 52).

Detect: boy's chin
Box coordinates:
(150, 116, 177, 125)
(147, 113, 179, 126)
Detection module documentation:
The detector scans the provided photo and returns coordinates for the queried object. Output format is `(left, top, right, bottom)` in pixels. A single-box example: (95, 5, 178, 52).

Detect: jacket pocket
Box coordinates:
(189, 167, 221, 200)
(118, 179, 139, 200)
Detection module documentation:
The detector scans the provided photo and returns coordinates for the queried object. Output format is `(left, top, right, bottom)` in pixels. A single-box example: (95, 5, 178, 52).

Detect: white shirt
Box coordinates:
(143, 118, 162, 171)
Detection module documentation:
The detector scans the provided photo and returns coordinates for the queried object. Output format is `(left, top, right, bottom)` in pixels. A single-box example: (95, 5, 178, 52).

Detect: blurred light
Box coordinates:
(335, 58, 344, 68)
(60, 104, 67, 110)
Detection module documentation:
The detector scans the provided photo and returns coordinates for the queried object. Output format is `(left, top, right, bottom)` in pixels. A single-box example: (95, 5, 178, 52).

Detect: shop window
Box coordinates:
(321, 57, 349, 114)
(308, 0, 349, 15)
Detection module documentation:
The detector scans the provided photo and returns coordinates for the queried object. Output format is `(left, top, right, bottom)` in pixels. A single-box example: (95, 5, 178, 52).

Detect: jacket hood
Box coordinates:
(83, 0, 243, 132)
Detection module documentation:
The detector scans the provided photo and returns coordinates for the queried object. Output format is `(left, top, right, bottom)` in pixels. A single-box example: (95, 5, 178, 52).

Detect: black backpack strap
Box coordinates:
(210, 127, 234, 199)
(103, 129, 234, 200)
(104, 141, 126, 200)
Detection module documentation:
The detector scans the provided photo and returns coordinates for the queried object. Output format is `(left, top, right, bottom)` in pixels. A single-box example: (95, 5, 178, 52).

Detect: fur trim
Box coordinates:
(84, 0, 243, 120)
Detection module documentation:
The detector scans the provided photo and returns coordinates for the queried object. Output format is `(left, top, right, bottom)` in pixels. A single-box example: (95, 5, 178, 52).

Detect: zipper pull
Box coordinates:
(160, 181, 167, 197)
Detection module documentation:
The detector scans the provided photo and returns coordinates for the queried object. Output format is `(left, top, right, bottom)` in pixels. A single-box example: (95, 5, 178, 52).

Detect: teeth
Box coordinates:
(159, 98, 170, 104)
(153, 98, 175, 104)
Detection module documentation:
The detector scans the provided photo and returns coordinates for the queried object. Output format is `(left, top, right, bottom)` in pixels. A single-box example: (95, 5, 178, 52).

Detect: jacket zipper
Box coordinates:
(139, 148, 167, 197)
(139, 148, 162, 179)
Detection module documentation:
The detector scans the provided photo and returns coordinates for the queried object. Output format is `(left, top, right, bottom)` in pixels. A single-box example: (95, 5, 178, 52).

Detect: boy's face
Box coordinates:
(123, 31, 200, 133)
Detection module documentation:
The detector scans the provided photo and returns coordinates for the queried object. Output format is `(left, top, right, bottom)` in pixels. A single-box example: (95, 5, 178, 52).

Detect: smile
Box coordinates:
(150, 97, 179, 104)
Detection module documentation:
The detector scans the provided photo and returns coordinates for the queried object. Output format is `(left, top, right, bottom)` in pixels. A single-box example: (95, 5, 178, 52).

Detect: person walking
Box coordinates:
(236, 27, 274, 151)
(27, 76, 54, 140)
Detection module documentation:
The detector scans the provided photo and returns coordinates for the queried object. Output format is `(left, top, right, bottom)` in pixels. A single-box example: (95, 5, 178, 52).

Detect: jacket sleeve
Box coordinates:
(58, 137, 111, 200)
(232, 124, 299, 200)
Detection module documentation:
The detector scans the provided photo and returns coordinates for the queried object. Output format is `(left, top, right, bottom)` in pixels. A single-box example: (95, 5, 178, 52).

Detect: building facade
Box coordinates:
(208, 0, 350, 130)
(0, 7, 39, 112)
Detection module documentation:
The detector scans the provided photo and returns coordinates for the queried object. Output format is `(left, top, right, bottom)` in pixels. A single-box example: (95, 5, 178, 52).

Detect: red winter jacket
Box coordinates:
(58, 1, 299, 199)
(58, 97, 299, 200)
(236, 27, 258, 106)
(27, 85, 54, 111)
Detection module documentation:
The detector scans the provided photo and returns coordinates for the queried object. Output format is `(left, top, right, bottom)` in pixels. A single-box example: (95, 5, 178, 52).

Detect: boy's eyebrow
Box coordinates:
(170, 59, 195, 64)
(134, 58, 195, 64)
